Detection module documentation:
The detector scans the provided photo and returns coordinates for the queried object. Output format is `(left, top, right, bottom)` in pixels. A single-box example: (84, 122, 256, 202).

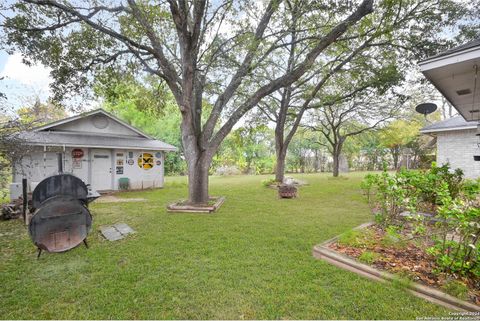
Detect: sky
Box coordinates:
(0, 50, 53, 110)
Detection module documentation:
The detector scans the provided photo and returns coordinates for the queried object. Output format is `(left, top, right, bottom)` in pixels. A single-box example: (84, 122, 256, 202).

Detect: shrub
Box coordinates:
(261, 178, 277, 187)
(361, 163, 470, 227)
(381, 225, 407, 249)
(428, 196, 480, 277)
(362, 163, 480, 279)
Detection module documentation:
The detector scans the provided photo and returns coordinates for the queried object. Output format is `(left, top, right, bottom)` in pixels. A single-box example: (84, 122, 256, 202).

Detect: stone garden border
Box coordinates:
(312, 222, 480, 312)
(167, 196, 225, 213)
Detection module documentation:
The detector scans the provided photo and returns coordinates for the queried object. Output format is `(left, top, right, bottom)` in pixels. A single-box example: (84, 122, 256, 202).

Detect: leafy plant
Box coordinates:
(362, 163, 480, 278)
(261, 178, 277, 187)
(381, 225, 407, 248)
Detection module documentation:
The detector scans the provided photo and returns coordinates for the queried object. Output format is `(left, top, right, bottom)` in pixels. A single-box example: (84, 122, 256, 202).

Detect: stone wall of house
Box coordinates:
(436, 128, 480, 179)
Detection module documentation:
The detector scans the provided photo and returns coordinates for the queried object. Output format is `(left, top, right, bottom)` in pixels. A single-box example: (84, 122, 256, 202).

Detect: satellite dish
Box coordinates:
(415, 103, 437, 116)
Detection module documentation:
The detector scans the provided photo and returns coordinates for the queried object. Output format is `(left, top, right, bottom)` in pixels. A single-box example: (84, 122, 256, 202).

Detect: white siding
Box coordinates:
(436, 128, 480, 179)
(12, 147, 164, 196)
(113, 149, 164, 190)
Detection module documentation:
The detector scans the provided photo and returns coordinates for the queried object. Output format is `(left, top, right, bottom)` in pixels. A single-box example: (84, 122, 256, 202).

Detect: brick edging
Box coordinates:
(312, 225, 480, 312)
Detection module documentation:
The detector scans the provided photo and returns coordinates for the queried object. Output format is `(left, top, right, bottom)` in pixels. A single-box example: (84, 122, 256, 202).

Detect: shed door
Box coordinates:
(91, 149, 112, 191)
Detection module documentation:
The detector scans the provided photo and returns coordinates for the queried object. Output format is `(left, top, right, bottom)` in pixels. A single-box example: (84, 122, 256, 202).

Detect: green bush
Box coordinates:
(362, 163, 480, 278)
(381, 225, 407, 249)
(261, 178, 277, 187)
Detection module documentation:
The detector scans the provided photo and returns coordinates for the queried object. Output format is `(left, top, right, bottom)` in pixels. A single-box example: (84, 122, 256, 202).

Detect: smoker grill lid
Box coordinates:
(29, 196, 92, 252)
(32, 173, 88, 209)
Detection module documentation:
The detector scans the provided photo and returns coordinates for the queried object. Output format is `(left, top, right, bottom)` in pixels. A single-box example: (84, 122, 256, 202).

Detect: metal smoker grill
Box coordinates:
(28, 154, 100, 258)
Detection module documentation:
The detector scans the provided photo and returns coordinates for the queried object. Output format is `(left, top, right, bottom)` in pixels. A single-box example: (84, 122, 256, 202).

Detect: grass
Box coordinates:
(0, 172, 450, 319)
(337, 228, 374, 248)
(358, 251, 381, 265)
(442, 279, 469, 300)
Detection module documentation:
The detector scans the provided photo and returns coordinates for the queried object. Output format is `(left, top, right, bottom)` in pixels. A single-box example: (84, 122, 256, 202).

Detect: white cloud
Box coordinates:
(0, 52, 52, 92)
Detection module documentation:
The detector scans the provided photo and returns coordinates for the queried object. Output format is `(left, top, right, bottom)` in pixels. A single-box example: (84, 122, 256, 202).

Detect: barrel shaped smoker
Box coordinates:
(28, 173, 99, 256)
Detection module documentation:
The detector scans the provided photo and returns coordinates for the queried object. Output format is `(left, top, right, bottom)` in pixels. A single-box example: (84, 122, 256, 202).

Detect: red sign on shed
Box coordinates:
(72, 148, 84, 159)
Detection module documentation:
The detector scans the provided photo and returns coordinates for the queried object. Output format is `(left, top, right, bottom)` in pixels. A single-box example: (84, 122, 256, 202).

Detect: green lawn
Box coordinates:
(0, 172, 449, 319)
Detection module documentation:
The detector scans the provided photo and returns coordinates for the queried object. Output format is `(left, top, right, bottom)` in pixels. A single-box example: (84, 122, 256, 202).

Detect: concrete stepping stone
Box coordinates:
(101, 226, 124, 241)
(100, 223, 135, 241)
(113, 223, 135, 235)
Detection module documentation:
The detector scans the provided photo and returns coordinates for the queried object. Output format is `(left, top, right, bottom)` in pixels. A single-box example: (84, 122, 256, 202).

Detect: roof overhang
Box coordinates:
(420, 125, 477, 134)
(419, 46, 480, 121)
(25, 141, 177, 152)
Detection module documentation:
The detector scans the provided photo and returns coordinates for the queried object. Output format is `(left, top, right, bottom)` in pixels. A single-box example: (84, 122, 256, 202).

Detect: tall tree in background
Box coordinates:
(379, 119, 422, 169)
(95, 75, 186, 175)
(4, 0, 377, 204)
(256, 0, 464, 183)
(17, 97, 68, 125)
(307, 89, 403, 177)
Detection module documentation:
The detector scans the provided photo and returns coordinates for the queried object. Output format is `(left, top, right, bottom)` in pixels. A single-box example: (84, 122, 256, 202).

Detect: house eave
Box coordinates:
(420, 125, 477, 134)
(25, 141, 177, 152)
(419, 46, 480, 71)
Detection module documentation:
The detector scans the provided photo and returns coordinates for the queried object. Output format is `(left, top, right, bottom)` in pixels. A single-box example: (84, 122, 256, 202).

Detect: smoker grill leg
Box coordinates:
(83, 239, 89, 249)
(37, 248, 42, 259)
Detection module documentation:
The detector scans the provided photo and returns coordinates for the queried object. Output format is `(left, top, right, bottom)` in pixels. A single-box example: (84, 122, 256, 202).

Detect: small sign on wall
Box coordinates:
(116, 153, 124, 173)
(72, 148, 84, 159)
(127, 159, 134, 166)
(73, 159, 82, 169)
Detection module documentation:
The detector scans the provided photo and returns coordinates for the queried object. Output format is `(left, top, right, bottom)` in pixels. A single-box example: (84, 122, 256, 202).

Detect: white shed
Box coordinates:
(10, 109, 177, 199)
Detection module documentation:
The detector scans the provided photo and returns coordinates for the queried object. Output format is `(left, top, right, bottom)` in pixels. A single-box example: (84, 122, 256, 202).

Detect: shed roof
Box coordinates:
(33, 108, 153, 139)
(16, 131, 177, 151)
(18, 108, 177, 151)
(420, 116, 478, 134)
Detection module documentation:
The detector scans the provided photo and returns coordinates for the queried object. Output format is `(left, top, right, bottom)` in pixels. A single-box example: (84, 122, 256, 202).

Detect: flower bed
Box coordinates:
(327, 224, 480, 305)
(348, 163, 480, 306)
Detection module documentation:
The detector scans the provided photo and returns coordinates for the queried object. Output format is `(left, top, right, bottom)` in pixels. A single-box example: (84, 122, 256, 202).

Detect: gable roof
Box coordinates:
(16, 131, 177, 151)
(33, 108, 154, 139)
(20, 108, 177, 151)
(420, 116, 478, 134)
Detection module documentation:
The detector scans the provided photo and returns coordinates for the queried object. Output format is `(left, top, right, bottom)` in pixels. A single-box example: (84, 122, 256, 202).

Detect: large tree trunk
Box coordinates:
(275, 145, 287, 183)
(391, 147, 400, 170)
(332, 141, 344, 177)
(181, 104, 212, 205)
(333, 153, 340, 177)
(187, 155, 210, 205)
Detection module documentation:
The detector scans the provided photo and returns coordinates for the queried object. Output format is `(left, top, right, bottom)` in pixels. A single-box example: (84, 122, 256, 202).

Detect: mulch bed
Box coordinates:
(328, 225, 480, 305)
